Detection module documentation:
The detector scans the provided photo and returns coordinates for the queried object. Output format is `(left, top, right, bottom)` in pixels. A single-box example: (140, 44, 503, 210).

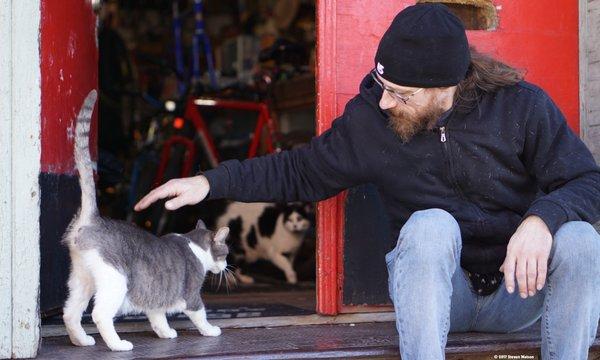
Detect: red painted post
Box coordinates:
(316, 0, 340, 315)
(41, 0, 98, 174)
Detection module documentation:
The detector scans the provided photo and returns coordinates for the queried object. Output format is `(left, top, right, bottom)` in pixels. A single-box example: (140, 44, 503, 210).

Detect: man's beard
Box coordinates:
(386, 101, 447, 143)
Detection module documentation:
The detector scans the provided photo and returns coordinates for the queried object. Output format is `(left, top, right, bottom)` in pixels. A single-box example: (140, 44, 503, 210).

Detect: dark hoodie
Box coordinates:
(203, 74, 600, 285)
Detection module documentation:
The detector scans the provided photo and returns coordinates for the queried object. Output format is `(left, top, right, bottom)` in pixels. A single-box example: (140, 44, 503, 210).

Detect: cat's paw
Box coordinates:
(71, 335, 95, 347)
(156, 328, 178, 339)
(237, 273, 255, 284)
(200, 325, 221, 337)
(107, 339, 133, 352)
(286, 273, 298, 284)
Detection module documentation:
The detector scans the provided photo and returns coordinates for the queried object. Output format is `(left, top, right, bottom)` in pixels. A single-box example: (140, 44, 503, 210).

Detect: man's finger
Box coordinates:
(134, 184, 176, 211)
(516, 257, 528, 298)
(526, 259, 537, 297)
(165, 195, 188, 211)
(536, 257, 548, 291)
(502, 255, 516, 294)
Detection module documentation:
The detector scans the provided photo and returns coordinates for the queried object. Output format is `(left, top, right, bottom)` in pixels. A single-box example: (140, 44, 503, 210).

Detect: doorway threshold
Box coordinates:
(42, 311, 395, 338)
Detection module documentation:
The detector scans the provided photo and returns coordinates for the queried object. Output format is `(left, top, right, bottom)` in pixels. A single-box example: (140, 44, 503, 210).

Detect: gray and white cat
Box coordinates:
(214, 201, 312, 285)
(62, 90, 230, 352)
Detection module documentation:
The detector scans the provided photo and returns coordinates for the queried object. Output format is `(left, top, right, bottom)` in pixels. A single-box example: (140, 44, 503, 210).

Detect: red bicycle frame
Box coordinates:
(152, 135, 197, 187)
(189, 98, 277, 159)
(153, 97, 278, 187)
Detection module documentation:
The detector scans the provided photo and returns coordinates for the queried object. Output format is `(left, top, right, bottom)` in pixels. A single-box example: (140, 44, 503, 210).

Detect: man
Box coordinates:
(135, 4, 600, 359)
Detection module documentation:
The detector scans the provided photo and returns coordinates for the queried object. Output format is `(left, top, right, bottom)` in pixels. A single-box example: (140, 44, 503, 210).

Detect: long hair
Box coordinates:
(454, 48, 525, 112)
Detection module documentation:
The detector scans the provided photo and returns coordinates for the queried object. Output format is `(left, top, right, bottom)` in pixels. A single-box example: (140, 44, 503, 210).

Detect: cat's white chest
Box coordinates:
(267, 218, 304, 253)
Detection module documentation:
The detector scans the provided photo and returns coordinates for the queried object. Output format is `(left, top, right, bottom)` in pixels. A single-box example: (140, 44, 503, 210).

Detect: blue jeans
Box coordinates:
(386, 208, 600, 360)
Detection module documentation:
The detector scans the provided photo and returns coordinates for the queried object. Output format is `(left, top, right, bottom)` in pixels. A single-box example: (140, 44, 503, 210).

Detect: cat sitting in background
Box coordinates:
(62, 90, 230, 352)
(213, 201, 313, 285)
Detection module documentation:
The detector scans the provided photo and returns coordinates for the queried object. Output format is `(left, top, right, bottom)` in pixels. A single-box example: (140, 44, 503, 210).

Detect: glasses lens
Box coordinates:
(372, 70, 412, 104)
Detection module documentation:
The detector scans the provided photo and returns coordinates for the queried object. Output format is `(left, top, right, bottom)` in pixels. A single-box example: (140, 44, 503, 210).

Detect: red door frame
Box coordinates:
(315, 0, 342, 315)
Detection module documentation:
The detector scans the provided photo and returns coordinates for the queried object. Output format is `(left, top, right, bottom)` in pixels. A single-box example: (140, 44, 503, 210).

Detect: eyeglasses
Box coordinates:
(370, 69, 424, 104)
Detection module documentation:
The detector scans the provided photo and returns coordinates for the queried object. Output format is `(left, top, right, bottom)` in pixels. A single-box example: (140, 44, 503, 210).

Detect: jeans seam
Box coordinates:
(441, 292, 451, 349)
(444, 242, 460, 344)
(392, 266, 409, 357)
(543, 278, 555, 359)
(469, 295, 482, 330)
(460, 269, 480, 330)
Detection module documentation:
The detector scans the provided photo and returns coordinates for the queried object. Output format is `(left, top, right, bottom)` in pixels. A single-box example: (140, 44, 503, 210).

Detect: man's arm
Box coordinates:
(520, 90, 600, 234)
(203, 113, 368, 203)
(500, 89, 600, 299)
(135, 106, 370, 210)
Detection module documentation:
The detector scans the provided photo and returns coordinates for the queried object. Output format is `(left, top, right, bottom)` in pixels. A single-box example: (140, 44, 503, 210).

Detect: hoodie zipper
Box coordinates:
(439, 125, 488, 232)
(440, 126, 447, 143)
(438, 126, 467, 199)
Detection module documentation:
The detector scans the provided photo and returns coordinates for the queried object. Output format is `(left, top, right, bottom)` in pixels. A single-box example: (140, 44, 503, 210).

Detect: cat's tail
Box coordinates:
(74, 90, 99, 222)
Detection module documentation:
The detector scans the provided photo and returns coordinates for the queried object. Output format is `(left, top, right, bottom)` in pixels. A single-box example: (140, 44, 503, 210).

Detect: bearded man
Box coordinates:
(136, 4, 600, 359)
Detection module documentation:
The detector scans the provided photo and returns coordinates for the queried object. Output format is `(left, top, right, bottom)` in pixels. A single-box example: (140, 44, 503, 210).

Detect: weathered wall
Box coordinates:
(580, 0, 600, 234)
(581, 0, 600, 162)
(0, 0, 42, 357)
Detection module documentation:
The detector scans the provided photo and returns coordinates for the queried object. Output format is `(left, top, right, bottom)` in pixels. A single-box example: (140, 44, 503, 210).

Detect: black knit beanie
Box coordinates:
(374, 3, 470, 88)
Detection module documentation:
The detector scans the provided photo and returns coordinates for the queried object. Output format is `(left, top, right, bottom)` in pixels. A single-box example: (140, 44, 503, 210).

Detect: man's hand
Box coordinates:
(134, 175, 210, 212)
(499, 215, 553, 298)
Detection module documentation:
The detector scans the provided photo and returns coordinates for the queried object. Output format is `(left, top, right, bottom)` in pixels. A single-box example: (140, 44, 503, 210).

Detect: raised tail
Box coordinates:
(74, 90, 99, 221)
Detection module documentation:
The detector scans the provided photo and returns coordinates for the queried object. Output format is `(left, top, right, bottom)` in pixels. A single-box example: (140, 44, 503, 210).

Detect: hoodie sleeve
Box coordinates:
(521, 90, 600, 235)
(201, 106, 369, 203)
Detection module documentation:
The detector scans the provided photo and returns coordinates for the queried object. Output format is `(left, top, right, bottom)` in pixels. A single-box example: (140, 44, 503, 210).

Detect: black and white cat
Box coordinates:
(213, 201, 313, 285)
(62, 90, 230, 352)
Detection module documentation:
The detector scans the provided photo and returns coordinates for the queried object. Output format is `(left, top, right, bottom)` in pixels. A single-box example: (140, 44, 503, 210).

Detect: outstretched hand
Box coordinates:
(499, 215, 553, 299)
(134, 175, 210, 212)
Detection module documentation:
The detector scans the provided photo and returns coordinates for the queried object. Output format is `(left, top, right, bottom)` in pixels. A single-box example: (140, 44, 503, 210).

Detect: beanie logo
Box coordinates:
(377, 62, 385, 75)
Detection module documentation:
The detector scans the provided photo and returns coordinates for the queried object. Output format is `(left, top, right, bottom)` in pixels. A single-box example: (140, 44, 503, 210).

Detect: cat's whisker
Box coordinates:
(229, 271, 239, 287)
(217, 271, 223, 292)
(228, 269, 238, 286)
(222, 271, 229, 290)
(224, 268, 237, 290)
(227, 271, 236, 292)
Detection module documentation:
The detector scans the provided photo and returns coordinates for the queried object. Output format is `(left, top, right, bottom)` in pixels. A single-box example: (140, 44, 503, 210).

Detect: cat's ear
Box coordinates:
(304, 202, 314, 214)
(214, 227, 229, 243)
(195, 219, 207, 230)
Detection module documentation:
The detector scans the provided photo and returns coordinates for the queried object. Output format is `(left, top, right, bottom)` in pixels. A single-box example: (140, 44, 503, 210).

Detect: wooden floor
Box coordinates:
(39, 288, 600, 359)
(39, 320, 600, 359)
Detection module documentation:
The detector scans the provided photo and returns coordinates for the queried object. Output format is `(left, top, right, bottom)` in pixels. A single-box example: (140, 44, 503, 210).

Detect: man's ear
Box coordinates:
(215, 227, 229, 243)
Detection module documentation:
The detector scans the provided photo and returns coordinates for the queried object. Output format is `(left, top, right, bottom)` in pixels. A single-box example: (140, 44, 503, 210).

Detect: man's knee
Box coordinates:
(390, 208, 462, 264)
(400, 208, 460, 247)
(404, 208, 460, 235)
(552, 221, 600, 276)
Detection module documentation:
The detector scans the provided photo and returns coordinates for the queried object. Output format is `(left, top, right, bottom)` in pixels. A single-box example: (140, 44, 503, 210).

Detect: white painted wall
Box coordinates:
(0, 0, 41, 358)
(0, 0, 13, 357)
